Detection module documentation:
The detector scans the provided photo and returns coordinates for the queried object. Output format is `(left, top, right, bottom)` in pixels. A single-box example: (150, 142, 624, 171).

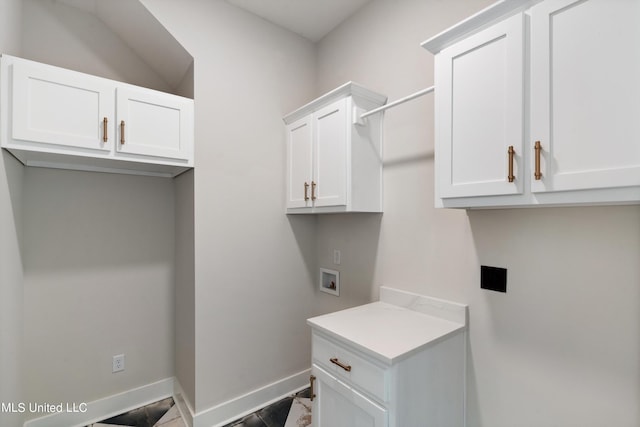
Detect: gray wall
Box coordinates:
(174, 170, 195, 404)
(21, 0, 172, 93)
(0, 152, 25, 427)
(22, 168, 175, 414)
(315, 1, 640, 426)
(0, 1, 24, 426)
(16, 1, 178, 420)
(142, 0, 318, 413)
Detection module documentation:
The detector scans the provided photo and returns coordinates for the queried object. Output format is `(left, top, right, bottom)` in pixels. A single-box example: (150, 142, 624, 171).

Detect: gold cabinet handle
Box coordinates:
(330, 357, 351, 372)
(310, 375, 316, 402)
(304, 182, 310, 201)
(534, 141, 542, 180)
(120, 120, 125, 145)
(507, 145, 515, 183)
(311, 181, 317, 201)
(103, 117, 108, 142)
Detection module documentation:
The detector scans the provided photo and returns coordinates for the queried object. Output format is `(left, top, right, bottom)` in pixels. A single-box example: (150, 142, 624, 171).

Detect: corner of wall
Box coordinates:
(1, 2, 25, 425)
(174, 169, 196, 407)
(176, 60, 195, 99)
(0, 151, 25, 427)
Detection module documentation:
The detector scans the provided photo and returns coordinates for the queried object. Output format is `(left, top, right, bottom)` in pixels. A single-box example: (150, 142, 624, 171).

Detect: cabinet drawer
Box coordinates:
(312, 334, 388, 403)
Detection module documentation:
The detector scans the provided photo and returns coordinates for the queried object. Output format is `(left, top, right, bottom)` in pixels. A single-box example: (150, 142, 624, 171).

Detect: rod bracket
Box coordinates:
(353, 106, 366, 126)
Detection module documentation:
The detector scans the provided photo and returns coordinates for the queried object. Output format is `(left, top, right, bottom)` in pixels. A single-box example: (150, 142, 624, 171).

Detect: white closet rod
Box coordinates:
(360, 86, 435, 120)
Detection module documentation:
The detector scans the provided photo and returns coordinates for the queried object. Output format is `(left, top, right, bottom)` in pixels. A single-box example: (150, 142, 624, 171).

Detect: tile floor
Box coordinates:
(222, 388, 311, 427)
(88, 397, 183, 427)
(88, 389, 311, 427)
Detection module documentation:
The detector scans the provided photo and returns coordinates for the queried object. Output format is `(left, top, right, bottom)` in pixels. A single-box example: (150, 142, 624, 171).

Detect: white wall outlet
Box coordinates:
(112, 354, 125, 373)
(333, 249, 341, 265)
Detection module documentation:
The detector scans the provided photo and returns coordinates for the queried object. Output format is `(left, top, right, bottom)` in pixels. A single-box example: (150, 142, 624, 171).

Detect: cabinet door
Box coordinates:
(287, 116, 313, 209)
(116, 86, 193, 162)
(11, 60, 114, 153)
(312, 365, 387, 427)
(313, 99, 348, 207)
(530, 0, 640, 193)
(436, 13, 524, 198)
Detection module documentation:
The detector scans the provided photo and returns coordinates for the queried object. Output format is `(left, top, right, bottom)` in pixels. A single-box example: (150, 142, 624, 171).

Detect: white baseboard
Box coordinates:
(173, 379, 195, 427)
(193, 369, 311, 427)
(23, 378, 174, 427)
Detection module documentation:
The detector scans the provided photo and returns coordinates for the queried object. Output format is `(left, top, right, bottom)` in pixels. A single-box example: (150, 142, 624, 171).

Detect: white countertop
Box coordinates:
(307, 288, 467, 364)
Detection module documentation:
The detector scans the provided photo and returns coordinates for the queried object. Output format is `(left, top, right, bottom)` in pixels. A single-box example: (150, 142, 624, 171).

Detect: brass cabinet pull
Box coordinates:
(311, 181, 317, 201)
(507, 145, 515, 182)
(534, 141, 542, 180)
(304, 182, 310, 201)
(103, 117, 108, 142)
(310, 375, 316, 402)
(120, 120, 125, 145)
(330, 357, 352, 372)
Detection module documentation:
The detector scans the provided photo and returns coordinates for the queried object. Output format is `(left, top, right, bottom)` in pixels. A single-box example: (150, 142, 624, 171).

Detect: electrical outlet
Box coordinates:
(112, 354, 125, 373)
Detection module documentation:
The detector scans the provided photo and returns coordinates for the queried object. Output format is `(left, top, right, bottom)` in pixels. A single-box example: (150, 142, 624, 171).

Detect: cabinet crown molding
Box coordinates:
(421, 0, 542, 53)
(283, 81, 387, 125)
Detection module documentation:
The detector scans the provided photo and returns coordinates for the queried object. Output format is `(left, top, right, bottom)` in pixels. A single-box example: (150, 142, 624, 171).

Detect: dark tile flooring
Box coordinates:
(89, 388, 311, 427)
(221, 388, 311, 427)
(89, 397, 176, 426)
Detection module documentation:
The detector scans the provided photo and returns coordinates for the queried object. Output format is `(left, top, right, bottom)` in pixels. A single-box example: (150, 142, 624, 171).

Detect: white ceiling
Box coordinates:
(225, 0, 373, 42)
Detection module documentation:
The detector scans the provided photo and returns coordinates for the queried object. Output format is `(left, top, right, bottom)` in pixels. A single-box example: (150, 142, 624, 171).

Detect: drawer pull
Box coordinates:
(534, 140, 542, 180)
(120, 120, 126, 145)
(507, 145, 515, 182)
(310, 375, 316, 402)
(304, 182, 310, 201)
(103, 117, 108, 142)
(311, 181, 317, 201)
(330, 357, 352, 372)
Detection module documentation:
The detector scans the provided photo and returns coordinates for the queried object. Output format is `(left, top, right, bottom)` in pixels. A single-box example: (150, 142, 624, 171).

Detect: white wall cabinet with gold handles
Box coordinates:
(423, 0, 640, 208)
(1, 54, 193, 177)
(307, 287, 467, 427)
(284, 82, 386, 214)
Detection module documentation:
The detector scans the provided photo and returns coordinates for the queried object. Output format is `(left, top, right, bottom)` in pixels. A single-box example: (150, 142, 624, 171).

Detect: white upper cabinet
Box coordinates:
(423, 0, 640, 208)
(530, 0, 640, 194)
(1, 55, 194, 177)
(312, 99, 348, 208)
(115, 86, 193, 162)
(436, 13, 524, 199)
(11, 58, 114, 153)
(286, 115, 313, 209)
(284, 82, 386, 214)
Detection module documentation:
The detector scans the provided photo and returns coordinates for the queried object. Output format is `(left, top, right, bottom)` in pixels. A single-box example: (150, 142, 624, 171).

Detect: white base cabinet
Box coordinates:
(312, 364, 387, 427)
(1, 55, 193, 177)
(423, 0, 640, 208)
(284, 82, 386, 214)
(308, 287, 468, 427)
